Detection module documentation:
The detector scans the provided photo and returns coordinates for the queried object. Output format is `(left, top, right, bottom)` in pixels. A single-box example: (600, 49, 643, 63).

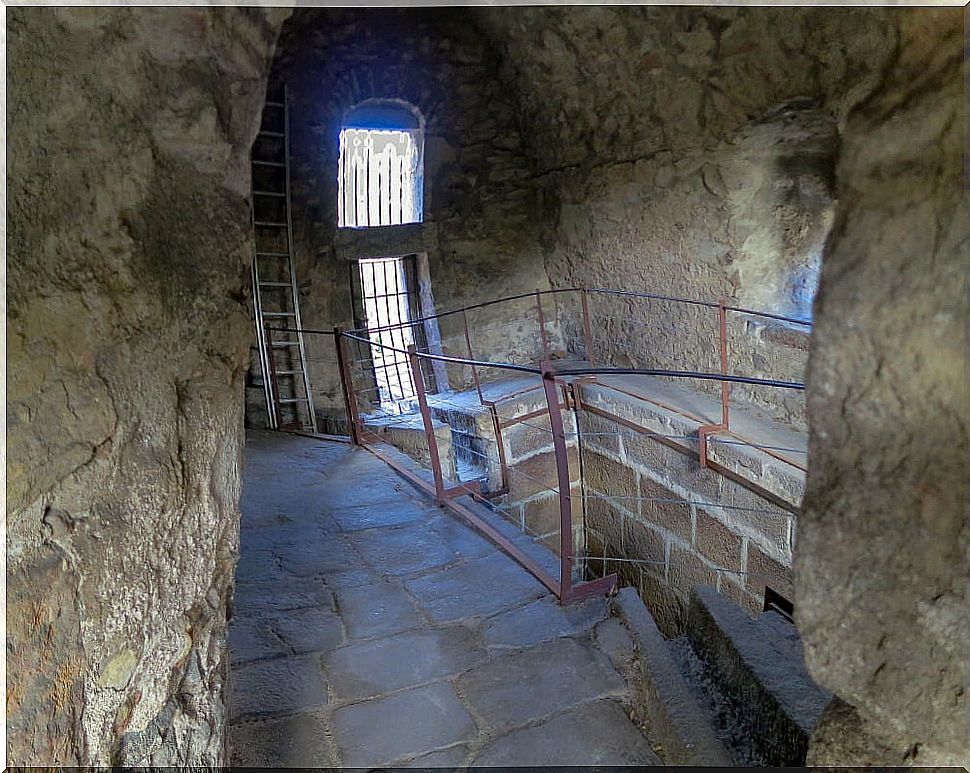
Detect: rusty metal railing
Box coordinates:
(264, 286, 809, 605)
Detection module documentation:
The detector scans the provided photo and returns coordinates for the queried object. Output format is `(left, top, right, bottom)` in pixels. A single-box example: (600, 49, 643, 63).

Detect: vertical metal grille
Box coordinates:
(338, 128, 421, 228)
(356, 256, 421, 405)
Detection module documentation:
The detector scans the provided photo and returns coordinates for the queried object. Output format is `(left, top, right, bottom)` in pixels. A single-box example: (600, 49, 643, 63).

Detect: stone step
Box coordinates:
(684, 585, 833, 766)
(611, 587, 733, 766)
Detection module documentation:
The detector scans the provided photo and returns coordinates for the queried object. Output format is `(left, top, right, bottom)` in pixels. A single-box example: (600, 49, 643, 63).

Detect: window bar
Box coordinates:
(352, 152, 359, 228)
(394, 259, 416, 398)
(373, 259, 391, 402)
(385, 259, 407, 400)
(363, 260, 383, 403)
(402, 261, 418, 396)
(398, 153, 405, 225)
(337, 146, 344, 226)
(377, 153, 385, 225)
(373, 261, 392, 403)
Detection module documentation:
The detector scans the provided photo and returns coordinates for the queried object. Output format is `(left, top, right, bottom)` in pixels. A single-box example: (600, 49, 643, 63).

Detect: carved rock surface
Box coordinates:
(797, 9, 968, 765)
(7, 7, 288, 766)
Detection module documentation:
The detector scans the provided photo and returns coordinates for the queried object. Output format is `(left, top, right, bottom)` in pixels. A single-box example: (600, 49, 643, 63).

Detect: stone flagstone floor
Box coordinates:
(229, 430, 661, 768)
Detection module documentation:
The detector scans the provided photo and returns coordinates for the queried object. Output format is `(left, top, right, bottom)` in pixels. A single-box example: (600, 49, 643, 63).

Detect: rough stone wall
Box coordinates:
(257, 8, 547, 427)
(7, 7, 286, 765)
(474, 6, 898, 429)
(797, 10, 968, 765)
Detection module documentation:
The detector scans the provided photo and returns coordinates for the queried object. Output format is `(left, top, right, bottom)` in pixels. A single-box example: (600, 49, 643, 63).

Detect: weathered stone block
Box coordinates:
(624, 518, 667, 571)
(583, 449, 638, 501)
(584, 496, 626, 554)
(706, 483, 792, 557)
(746, 542, 793, 601)
(694, 509, 743, 573)
(635, 569, 687, 639)
(522, 487, 583, 539)
(639, 475, 692, 541)
(760, 457, 806, 509)
(623, 430, 721, 502)
(507, 447, 579, 501)
(668, 544, 718, 601)
(578, 410, 623, 457)
(503, 413, 556, 461)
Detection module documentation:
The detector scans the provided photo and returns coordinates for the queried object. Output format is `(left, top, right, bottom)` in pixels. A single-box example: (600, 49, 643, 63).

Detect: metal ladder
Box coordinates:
(250, 84, 317, 433)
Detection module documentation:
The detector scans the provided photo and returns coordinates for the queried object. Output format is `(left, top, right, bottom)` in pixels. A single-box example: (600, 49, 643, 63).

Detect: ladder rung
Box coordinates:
(253, 190, 286, 198)
(279, 398, 309, 404)
(259, 130, 285, 138)
(275, 369, 303, 375)
(252, 160, 285, 168)
(271, 342, 300, 347)
(254, 221, 288, 228)
(264, 100, 285, 108)
(256, 251, 290, 258)
(263, 312, 296, 317)
(259, 281, 291, 287)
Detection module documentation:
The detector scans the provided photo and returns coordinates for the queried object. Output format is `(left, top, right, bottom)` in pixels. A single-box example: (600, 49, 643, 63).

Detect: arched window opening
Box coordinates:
(338, 101, 424, 228)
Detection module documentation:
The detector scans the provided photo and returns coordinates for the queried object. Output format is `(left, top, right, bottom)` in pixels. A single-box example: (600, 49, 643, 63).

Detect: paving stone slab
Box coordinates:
(240, 521, 333, 553)
(324, 626, 487, 701)
(456, 637, 627, 733)
(331, 682, 476, 768)
(229, 617, 291, 665)
(481, 594, 609, 649)
(324, 567, 382, 589)
(405, 552, 547, 623)
(232, 577, 336, 619)
(595, 616, 637, 671)
(349, 523, 461, 577)
(331, 500, 434, 532)
(277, 536, 363, 578)
(234, 547, 283, 585)
(229, 711, 337, 767)
(472, 700, 661, 767)
(272, 605, 345, 655)
(231, 654, 331, 718)
(320, 462, 414, 508)
(335, 582, 424, 640)
(428, 516, 497, 561)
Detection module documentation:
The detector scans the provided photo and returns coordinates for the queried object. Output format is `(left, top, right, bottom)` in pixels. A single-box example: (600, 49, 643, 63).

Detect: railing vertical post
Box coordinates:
(264, 324, 284, 430)
(462, 309, 485, 405)
(699, 301, 730, 468)
(719, 300, 730, 430)
(334, 327, 362, 445)
(409, 344, 446, 504)
(580, 288, 596, 367)
(541, 359, 572, 603)
(535, 289, 552, 362)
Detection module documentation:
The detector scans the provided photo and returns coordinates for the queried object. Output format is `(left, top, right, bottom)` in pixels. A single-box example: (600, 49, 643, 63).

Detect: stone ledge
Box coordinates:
(333, 221, 438, 261)
(613, 587, 733, 766)
(686, 585, 832, 766)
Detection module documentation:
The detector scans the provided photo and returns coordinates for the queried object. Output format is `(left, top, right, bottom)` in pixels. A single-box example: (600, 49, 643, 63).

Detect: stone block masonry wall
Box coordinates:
(576, 387, 802, 638)
(499, 409, 583, 556)
(433, 385, 585, 556)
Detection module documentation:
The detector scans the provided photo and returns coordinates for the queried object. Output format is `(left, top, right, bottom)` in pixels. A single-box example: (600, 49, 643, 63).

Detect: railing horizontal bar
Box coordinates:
(587, 287, 813, 327)
(346, 287, 582, 336)
(723, 304, 812, 327)
(585, 286, 719, 310)
(341, 331, 544, 374)
(553, 366, 805, 390)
